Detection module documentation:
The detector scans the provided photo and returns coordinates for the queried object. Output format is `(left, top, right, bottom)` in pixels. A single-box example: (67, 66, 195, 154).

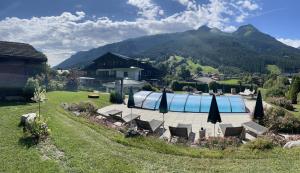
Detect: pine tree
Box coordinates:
(287, 76, 300, 104)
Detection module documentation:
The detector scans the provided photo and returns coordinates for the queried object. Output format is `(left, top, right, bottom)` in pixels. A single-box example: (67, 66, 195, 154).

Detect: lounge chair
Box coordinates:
(239, 89, 255, 96)
(169, 123, 192, 140)
(217, 89, 223, 95)
(209, 90, 214, 95)
(97, 109, 140, 124)
(135, 119, 164, 134)
(110, 113, 141, 124)
(219, 124, 245, 139)
(242, 121, 268, 138)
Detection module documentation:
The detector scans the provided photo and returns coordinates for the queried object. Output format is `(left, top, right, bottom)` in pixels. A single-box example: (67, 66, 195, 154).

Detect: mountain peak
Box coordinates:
(197, 25, 210, 31)
(234, 24, 259, 36)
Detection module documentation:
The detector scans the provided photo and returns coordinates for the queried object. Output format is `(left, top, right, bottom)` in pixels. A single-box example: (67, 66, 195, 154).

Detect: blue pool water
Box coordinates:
(134, 91, 247, 113)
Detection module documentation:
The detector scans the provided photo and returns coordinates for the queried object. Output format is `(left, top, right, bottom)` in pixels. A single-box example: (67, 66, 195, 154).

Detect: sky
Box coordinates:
(0, 0, 299, 66)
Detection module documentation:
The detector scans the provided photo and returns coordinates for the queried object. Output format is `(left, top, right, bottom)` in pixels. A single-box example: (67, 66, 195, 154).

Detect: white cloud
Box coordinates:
(0, 0, 260, 66)
(237, 0, 259, 11)
(277, 38, 300, 48)
(127, 0, 164, 19)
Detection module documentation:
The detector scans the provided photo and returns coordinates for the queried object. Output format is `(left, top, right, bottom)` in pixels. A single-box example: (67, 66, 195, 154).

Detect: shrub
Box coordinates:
(142, 83, 158, 91)
(77, 102, 97, 115)
(23, 77, 40, 98)
(47, 80, 64, 91)
(199, 137, 241, 150)
(264, 107, 300, 133)
(265, 86, 287, 97)
(23, 115, 50, 142)
(63, 101, 97, 116)
(287, 76, 300, 104)
(65, 78, 79, 91)
(110, 92, 124, 104)
(268, 97, 294, 111)
(171, 81, 208, 91)
(243, 137, 274, 150)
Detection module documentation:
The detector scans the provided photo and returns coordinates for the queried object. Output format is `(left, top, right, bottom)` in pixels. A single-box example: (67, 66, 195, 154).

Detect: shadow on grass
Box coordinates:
(18, 136, 38, 148)
(0, 101, 29, 107)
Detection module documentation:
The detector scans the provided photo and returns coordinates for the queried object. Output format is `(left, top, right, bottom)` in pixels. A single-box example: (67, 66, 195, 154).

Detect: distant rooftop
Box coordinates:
(0, 41, 47, 62)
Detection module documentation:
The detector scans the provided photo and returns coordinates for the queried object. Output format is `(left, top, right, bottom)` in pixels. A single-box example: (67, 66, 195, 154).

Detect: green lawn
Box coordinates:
(218, 79, 240, 85)
(1, 91, 300, 172)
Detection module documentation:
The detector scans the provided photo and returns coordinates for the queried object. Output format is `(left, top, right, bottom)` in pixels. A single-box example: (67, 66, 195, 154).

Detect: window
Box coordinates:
(124, 72, 128, 77)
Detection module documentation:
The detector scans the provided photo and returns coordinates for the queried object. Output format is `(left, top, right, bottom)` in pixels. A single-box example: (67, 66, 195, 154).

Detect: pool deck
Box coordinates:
(97, 97, 269, 140)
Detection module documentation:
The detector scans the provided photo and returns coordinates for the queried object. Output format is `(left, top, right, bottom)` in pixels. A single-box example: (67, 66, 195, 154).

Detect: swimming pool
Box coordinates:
(134, 91, 247, 113)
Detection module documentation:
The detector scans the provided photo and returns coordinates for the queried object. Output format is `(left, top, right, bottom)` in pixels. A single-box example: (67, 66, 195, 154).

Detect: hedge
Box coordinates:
(171, 81, 256, 93)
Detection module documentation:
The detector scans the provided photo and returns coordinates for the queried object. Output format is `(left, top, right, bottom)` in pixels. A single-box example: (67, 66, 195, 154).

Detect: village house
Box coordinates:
(0, 41, 47, 98)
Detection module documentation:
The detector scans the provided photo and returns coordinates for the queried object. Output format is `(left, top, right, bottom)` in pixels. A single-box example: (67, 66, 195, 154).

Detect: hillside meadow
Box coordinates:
(1, 91, 300, 172)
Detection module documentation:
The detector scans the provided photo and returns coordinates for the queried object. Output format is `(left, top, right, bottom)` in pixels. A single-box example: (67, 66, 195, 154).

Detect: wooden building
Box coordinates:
(84, 52, 161, 82)
(0, 41, 47, 97)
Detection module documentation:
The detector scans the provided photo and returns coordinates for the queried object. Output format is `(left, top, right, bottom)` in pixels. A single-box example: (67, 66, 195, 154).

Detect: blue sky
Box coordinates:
(0, 0, 299, 65)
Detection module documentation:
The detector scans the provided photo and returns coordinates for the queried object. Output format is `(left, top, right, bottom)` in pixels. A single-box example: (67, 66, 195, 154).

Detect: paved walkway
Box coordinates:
(97, 98, 267, 140)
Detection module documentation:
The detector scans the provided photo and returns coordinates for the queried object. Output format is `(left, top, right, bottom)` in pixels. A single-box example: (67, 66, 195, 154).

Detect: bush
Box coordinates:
(63, 101, 97, 116)
(65, 78, 79, 91)
(142, 83, 158, 91)
(47, 80, 64, 91)
(23, 115, 50, 142)
(244, 137, 274, 150)
(171, 81, 208, 91)
(77, 102, 97, 115)
(287, 76, 300, 104)
(199, 137, 241, 150)
(268, 97, 294, 111)
(23, 78, 40, 98)
(265, 86, 287, 97)
(109, 92, 124, 104)
(264, 107, 300, 133)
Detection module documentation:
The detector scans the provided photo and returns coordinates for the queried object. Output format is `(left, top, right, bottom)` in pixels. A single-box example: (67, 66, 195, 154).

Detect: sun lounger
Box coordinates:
(209, 90, 214, 95)
(239, 89, 255, 96)
(217, 89, 223, 95)
(135, 119, 164, 133)
(169, 123, 192, 140)
(242, 121, 268, 137)
(97, 109, 140, 124)
(219, 124, 245, 138)
(111, 113, 141, 124)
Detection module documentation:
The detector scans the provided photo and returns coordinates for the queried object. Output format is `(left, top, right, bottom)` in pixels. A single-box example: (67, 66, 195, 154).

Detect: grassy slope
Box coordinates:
(1, 91, 300, 172)
(186, 59, 219, 74)
(218, 79, 240, 85)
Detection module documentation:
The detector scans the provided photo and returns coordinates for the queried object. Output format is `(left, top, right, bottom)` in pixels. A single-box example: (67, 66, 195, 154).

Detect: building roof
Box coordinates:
(0, 41, 47, 62)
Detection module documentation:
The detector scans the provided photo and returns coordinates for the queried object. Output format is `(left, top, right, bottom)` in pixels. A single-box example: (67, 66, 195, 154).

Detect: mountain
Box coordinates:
(56, 24, 300, 73)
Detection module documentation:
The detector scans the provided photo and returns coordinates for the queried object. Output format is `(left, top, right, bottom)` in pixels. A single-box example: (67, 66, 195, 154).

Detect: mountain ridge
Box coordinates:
(56, 24, 300, 73)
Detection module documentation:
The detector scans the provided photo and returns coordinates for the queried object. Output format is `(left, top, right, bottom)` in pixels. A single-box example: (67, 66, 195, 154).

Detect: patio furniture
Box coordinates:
(135, 119, 164, 134)
(209, 90, 214, 95)
(110, 113, 141, 124)
(219, 124, 245, 139)
(217, 89, 223, 95)
(169, 123, 192, 140)
(242, 121, 268, 137)
(101, 109, 123, 117)
(239, 89, 255, 96)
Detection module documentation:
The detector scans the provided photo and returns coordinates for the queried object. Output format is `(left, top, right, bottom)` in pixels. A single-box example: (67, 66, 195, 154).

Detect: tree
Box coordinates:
(178, 65, 191, 81)
(23, 77, 40, 99)
(287, 76, 300, 104)
(208, 81, 219, 92)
